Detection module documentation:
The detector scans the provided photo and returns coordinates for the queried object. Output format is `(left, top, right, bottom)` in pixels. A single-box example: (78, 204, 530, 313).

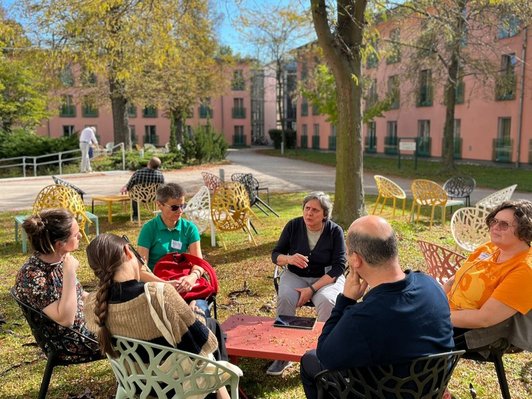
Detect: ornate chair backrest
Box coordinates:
(231, 173, 258, 204)
(443, 176, 476, 199)
(32, 184, 90, 242)
(108, 335, 242, 399)
(129, 183, 160, 211)
(475, 184, 517, 211)
(316, 350, 464, 399)
(183, 186, 212, 233)
(411, 179, 448, 206)
(374, 175, 406, 199)
(451, 207, 491, 252)
(417, 240, 466, 284)
(210, 182, 252, 232)
(201, 172, 224, 192)
(52, 176, 86, 200)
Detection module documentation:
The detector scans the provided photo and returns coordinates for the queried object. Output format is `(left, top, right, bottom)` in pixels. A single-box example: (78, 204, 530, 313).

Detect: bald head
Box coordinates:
(347, 215, 398, 266)
(148, 157, 161, 170)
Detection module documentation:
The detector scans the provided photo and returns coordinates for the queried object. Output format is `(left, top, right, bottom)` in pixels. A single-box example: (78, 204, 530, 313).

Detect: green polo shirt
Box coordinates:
(137, 215, 200, 270)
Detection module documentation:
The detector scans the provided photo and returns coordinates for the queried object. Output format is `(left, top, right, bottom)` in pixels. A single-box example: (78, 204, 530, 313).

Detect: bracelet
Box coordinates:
(309, 284, 317, 294)
(191, 269, 202, 279)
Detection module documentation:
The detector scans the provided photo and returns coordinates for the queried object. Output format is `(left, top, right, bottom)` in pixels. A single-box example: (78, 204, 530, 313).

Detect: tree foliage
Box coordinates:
(0, 11, 49, 131)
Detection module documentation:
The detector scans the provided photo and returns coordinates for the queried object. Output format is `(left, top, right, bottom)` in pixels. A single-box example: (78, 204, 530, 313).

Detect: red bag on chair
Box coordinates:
(153, 252, 218, 301)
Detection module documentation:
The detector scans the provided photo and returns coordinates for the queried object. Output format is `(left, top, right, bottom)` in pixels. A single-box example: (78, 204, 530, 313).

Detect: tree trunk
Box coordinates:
(109, 75, 129, 148)
(311, 0, 367, 228)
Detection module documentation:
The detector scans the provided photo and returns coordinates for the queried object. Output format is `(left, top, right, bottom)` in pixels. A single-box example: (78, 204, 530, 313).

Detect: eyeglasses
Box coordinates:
(488, 218, 516, 231)
(162, 203, 187, 212)
(122, 235, 146, 266)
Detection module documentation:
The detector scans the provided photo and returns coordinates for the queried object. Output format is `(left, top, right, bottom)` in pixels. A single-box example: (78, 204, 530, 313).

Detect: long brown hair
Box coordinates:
(86, 234, 128, 357)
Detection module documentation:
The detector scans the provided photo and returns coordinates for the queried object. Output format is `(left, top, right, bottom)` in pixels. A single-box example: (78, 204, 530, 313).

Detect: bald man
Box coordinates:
(300, 216, 454, 399)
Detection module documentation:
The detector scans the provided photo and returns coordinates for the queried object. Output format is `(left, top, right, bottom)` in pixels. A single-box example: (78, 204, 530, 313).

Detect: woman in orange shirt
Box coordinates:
(444, 200, 532, 346)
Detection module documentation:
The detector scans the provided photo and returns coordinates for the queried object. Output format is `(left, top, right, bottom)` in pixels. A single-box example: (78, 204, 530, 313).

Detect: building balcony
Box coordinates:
(328, 135, 336, 151)
(441, 137, 462, 159)
(143, 135, 159, 145)
(60, 106, 76, 117)
(233, 134, 247, 147)
(492, 138, 513, 163)
(232, 107, 246, 119)
(384, 136, 398, 155)
(312, 135, 320, 150)
(300, 135, 308, 149)
(417, 136, 431, 157)
(364, 135, 377, 154)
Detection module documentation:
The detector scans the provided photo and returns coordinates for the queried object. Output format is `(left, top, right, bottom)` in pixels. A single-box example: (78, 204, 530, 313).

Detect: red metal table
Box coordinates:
(221, 314, 324, 362)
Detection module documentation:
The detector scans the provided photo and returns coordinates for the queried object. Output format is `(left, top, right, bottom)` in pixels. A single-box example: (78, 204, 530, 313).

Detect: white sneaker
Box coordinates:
(266, 360, 292, 376)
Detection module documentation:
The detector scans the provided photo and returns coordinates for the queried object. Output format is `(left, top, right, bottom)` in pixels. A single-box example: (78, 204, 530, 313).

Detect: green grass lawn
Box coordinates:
(0, 193, 530, 399)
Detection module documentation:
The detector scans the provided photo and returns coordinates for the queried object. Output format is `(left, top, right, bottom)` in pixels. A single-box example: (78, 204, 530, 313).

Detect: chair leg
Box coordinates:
(493, 354, 512, 399)
(38, 356, 56, 399)
(380, 197, 387, 214)
(256, 197, 279, 217)
(401, 198, 406, 216)
(372, 195, 381, 215)
(430, 205, 436, 229)
(209, 221, 216, 247)
(392, 198, 397, 218)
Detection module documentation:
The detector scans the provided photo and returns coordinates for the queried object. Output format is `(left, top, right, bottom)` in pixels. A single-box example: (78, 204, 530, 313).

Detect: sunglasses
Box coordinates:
(122, 235, 146, 266)
(161, 203, 187, 212)
(488, 218, 516, 231)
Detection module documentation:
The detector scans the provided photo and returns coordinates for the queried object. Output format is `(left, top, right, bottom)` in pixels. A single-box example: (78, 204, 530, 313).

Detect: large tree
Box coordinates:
(21, 0, 209, 147)
(310, 0, 369, 226)
(0, 10, 49, 131)
(236, 2, 313, 150)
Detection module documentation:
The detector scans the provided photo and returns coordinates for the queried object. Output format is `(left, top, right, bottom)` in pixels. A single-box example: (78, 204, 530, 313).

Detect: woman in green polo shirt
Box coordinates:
(137, 183, 206, 297)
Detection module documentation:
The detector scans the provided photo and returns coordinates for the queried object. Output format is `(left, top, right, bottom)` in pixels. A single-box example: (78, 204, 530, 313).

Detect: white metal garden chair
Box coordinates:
(183, 185, 216, 247)
(475, 184, 517, 211)
(451, 207, 491, 252)
(107, 335, 242, 399)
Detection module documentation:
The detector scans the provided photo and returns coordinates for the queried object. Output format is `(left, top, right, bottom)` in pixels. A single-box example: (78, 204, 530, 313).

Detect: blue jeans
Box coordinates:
(300, 349, 325, 399)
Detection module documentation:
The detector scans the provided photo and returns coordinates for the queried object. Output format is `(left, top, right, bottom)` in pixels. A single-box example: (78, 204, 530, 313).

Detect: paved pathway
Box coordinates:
(0, 147, 530, 212)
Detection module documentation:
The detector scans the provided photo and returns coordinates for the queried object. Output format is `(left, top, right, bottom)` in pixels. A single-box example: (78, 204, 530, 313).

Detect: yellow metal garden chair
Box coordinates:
(210, 182, 257, 249)
(410, 179, 463, 228)
(372, 175, 406, 218)
(32, 184, 97, 243)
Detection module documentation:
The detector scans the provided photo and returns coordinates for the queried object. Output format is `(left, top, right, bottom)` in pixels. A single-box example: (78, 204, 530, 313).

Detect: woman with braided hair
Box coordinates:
(13, 208, 99, 358)
(83, 234, 232, 399)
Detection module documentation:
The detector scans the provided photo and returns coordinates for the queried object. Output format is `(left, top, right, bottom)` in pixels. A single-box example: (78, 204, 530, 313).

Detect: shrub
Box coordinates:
(182, 126, 228, 165)
(0, 128, 78, 159)
(268, 129, 296, 149)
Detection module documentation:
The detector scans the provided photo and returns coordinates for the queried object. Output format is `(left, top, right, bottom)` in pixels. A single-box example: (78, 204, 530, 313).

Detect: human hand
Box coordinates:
(343, 267, 368, 301)
(62, 253, 79, 275)
(289, 253, 309, 269)
(295, 287, 313, 307)
(120, 186, 127, 195)
(173, 275, 196, 294)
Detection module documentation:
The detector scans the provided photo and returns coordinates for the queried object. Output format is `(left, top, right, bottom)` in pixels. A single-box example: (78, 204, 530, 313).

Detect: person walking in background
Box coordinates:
(79, 126, 98, 173)
(120, 156, 165, 221)
(300, 215, 454, 399)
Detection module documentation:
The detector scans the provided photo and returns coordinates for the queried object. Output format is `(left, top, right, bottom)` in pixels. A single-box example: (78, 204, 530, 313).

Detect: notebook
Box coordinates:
(273, 315, 317, 330)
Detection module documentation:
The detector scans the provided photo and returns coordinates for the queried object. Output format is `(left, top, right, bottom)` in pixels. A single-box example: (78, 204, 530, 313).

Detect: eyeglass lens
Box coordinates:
(489, 218, 512, 230)
(166, 203, 186, 212)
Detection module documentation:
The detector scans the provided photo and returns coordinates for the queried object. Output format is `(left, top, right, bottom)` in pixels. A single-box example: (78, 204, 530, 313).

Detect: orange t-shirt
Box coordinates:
(447, 242, 532, 314)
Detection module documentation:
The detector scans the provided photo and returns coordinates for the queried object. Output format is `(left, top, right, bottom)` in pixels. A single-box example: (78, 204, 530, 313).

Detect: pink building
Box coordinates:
(294, 16, 532, 165)
(36, 61, 267, 148)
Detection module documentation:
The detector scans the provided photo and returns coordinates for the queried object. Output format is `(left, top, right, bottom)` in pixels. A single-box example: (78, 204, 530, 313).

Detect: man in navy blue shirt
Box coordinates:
(300, 215, 454, 399)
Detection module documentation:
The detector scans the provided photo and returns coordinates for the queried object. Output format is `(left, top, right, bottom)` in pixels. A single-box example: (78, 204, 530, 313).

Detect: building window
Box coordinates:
(366, 78, 378, 109)
(418, 120, 430, 138)
(128, 104, 137, 118)
(62, 125, 75, 137)
(60, 95, 76, 117)
(302, 124, 308, 136)
(301, 62, 308, 80)
(231, 69, 245, 91)
(455, 80, 465, 104)
(129, 125, 137, 145)
(365, 121, 377, 153)
(498, 15, 520, 39)
(233, 125, 245, 146)
(144, 125, 158, 145)
(301, 98, 309, 117)
(417, 69, 433, 107)
(387, 75, 400, 109)
(386, 28, 401, 64)
(60, 65, 74, 86)
(313, 123, 320, 136)
(82, 96, 99, 117)
(232, 98, 246, 118)
(311, 103, 320, 116)
(143, 106, 158, 118)
(366, 40, 379, 69)
(498, 117, 511, 141)
(496, 54, 516, 101)
(199, 101, 213, 119)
